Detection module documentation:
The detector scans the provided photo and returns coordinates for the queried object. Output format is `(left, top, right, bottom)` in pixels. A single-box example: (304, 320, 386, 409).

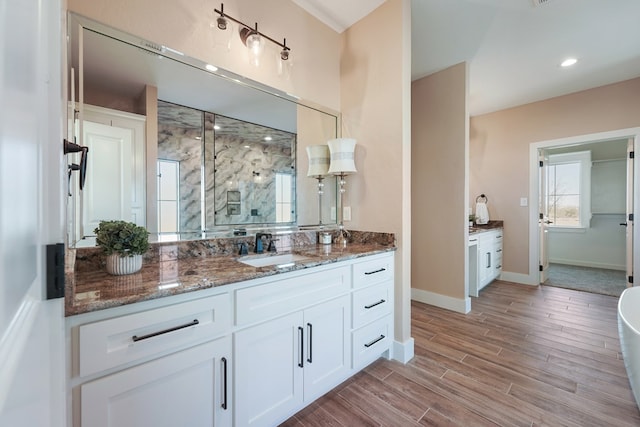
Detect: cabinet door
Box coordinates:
(478, 238, 493, 288)
(234, 312, 303, 427)
(303, 295, 350, 402)
(81, 336, 231, 427)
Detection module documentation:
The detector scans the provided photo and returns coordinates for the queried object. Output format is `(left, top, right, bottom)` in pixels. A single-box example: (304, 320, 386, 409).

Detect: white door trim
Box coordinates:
(528, 127, 640, 286)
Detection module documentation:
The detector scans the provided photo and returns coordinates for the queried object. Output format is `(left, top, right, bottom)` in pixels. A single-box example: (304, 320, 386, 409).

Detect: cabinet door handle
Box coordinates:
(486, 253, 491, 269)
(365, 299, 386, 309)
(131, 319, 199, 342)
(364, 335, 385, 348)
(307, 323, 313, 364)
(497, 264, 502, 269)
(298, 326, 304, 368)
(364, 268, 386, 275)
(221, 357, 228, 410)
(496, 249, 502, 253)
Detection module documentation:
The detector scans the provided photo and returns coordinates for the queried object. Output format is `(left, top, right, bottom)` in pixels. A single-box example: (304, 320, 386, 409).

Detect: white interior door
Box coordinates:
(0, 0, 65, 425)
(82, 121, 134, 235)
(539, 149, 550, 283)
(626, 138, 635, 287)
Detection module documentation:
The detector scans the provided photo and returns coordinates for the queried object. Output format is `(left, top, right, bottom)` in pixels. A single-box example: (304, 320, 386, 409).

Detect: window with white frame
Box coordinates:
(275, 172, 293, 223)
(546, 151, 591, 228)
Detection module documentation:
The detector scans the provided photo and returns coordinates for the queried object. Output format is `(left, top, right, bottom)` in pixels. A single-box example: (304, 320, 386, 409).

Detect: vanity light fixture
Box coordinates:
(214, 3, 291, 63)
(327, 138, 357, 246)
(306, 144, 330, 226)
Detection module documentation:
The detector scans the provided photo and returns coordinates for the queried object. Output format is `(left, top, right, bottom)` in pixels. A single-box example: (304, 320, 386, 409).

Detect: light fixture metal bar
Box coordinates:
(214, 3, 290, 54)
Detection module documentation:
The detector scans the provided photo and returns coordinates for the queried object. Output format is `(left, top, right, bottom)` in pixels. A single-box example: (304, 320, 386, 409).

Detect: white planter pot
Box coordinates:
(105, 253, 143, 275)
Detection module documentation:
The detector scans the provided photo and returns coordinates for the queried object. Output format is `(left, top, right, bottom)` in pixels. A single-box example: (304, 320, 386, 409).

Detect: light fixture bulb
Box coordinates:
(561, 58, 577, 67)
(217, 16, 228, 30)
(280, 48, 289, 61)
(247, 33, 263, 54)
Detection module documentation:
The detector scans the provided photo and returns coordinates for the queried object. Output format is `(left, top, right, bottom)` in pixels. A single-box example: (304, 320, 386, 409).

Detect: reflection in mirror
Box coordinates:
(68, 13, 338, 247)
(209, 115, 296, 226)
(155, 101, 296, 233)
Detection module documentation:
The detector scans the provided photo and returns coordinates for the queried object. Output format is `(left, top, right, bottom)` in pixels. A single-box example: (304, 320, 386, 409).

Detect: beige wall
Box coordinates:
(67, 0, 341, 111)
(411, 63, 469, 304)
(341, 0, 413, 348)
(470, 77, 640, 276)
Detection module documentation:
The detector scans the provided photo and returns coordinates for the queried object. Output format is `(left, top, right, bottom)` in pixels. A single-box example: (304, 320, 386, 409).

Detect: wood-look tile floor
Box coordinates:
(282, 281, 640, 426)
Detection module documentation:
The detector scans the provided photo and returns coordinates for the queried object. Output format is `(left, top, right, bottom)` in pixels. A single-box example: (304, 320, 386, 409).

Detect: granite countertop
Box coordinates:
(66, 230, 396, 317)
(469, 220, 504, 236)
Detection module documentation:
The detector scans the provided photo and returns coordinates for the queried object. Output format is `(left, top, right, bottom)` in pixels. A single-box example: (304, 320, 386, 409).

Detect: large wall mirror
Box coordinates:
(67, 13, 338, 247)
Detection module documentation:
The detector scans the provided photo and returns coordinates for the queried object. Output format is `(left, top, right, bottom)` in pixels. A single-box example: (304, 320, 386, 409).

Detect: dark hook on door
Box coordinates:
(63, 139, 88, 191)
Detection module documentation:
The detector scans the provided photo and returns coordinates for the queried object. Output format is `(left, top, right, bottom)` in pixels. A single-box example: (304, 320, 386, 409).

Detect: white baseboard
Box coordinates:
(411, 288, 471, 314)
(499, 271, 539, 286)
(392, 338, 415, 364)
(549, 258, 625, 271)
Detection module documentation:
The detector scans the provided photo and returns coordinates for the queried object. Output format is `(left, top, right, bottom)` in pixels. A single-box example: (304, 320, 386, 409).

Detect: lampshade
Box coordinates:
(327, 138, 357, 175)
(306, 144, 330, 177)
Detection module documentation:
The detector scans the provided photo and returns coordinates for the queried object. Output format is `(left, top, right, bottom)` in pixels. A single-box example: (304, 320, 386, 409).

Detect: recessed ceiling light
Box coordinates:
(264, 136, 272, 141)
(561, 58, 578, 67)
(213, 125, 220, 130)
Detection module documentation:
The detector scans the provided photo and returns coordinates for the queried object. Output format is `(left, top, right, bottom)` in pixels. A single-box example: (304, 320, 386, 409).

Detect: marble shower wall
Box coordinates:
(158, 101, 296, 232)
(157, 105, 203, 232)
(210, 114, 296, 226)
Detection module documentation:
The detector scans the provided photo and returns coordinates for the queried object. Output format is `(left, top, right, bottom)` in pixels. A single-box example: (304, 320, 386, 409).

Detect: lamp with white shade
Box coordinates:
(306, 144, 330, 226)
(327, 138, 357, 246)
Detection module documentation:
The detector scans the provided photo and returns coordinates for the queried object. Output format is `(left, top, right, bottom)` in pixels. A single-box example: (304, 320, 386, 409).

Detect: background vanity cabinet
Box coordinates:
(233, 266, 351, 427)
(474, 229, 503, 295)
(69, 293, 232, 427)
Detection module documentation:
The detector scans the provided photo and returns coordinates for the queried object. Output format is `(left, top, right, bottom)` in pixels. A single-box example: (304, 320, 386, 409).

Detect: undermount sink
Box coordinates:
(238, 253, 311, 268)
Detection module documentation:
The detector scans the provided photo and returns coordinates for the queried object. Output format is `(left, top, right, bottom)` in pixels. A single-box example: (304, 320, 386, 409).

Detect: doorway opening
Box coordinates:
(529, 128, 639, 297)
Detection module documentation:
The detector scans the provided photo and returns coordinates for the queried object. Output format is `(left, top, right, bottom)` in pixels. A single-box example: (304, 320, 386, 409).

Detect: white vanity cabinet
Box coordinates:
(471, 229, 503, 296)
(233, 266, 351, 427)
(68, 293, 233, 427)
(350, 253, 394, 370)
(81, 336, 231, 427)
(68, 251, 395, 427)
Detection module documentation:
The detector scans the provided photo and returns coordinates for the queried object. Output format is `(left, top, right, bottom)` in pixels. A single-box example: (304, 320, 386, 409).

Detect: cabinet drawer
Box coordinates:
(352, 282, 392, 329)
(352, 315, 392, 370)
(79, 293, 231, 377)
(235, 265, 350, 326)
(352, 255, 394, 289)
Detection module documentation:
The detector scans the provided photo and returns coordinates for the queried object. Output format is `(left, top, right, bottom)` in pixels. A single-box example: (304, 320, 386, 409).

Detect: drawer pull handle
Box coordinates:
(364, 334, 385, 348)
(364, 268, 386, 275)
(132, 319, 199, 342)
(298, 326, 304, 368)
(365, 299, 386, 309)
(307, 323, 313, 364)
(496, 249, 502, 253)
(221, 357, 228, 410)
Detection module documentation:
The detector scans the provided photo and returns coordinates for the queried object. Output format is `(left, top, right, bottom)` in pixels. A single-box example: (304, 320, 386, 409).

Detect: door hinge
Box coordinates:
(629, 213, 634, 222)
(539, 213, 544, 220)
(46, 243, 65, 300)
(629, 276, 634, 284)
(539, 160, 544, 167)
(630, 151, 635, 159)
(539, 264, 543, 272)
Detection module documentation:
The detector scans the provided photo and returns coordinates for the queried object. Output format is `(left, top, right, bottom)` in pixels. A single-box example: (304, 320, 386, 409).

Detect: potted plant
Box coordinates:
(469, 214, 476, 227)
(94, 220, 149, 275)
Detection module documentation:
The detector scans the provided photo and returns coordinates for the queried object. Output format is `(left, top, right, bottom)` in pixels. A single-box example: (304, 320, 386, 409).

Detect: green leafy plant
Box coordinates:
(469, 214, 476, 223)
(94, 220, 149, 257)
